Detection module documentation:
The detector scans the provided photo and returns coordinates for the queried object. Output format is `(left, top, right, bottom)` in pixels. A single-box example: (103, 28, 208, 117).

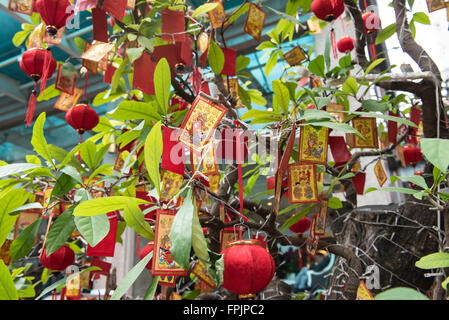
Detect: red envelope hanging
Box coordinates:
(352, 172, 366, 195)
(104, 64, 116, 84)
(220, 47, 236, 76)
(175, 36, 192, 67)
(387, 111, 398, 145)
(161, 8, 185, 43)
(153, 44, 177, 68)
(328, 136, 351, 169)
(201, 82, 211, 95)
(133, 51, 156, 95)
(216, 128, 249, 161)
(92, 7, 109, 43)
(102, 0, 127, 21)
(90, 257, 111, 279)
(161, 126, 185, 176)
(86, 212, 118, 257)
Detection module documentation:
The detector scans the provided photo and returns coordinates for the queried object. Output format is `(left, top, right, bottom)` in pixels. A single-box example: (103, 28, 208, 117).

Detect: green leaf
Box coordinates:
(154, 58, 171, 115)
(265, 51, 278, 76)
(51, 173, 78, 200)
(108, 100, 162, 122)
(246, 89, 267, 106)
(126, 47, 144, 65)
(328, 197, 343, 209)
(413, 12, 431, 25)
(12, 30, 30, 47)
(44, 207, 76, 256)
(420, 138, 449, 173)
(0, 260, 18, 300)
(228, 2, 249, 24)
(256, 41, 277, 50)
(302, 122, 361, 135)
(36, 84, 61, 102)
(375, 287, 429, 300)
(0, 163, 41, 178)
(235, 55, 250, 72)
(60, 165, 83, 184)
(31, 113, 56, 167)
(363, 58, 386, 80)
(123, 198, 154, 240)
(110, 251, 153, 300)
(377, 186, 420, 195)
(79, 140, 97, 170)
(143, 275, 159, 300)
(9, 217, 42, 261)
(375, 23, 396, 45)
(272, 80, 290, 115)
(144, 121, 163, 195)
(361, 99, 389, 112)
(241, 109, 282, 121)
(35, 266, 100, 300)
(208, 40, 224, 75)
(415, 252, 449, 269)
(308, 55, 325, 78)
(170, 190, 194, 270)
(74, 213, 110, 247)
(342, 76, 358, 96)
(280, 205, 314, 231)
(0, 189, 28, 248)
(73, 196, 149, 217)
(393, 175, 428, 190)
(191, 2, 218, 17)
(192, 207, 210, 268)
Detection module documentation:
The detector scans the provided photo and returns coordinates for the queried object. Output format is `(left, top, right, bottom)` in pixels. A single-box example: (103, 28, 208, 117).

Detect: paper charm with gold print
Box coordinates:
(191, 140, 219, 177)
(152, 210, 189, 276)
(299, 125, 329, 165)
(374, 160, 387, 187)
(306, 215, 319, 258)
(160, 170, 184, 202)
(287, 163, 319, 204)
(179, 95, 227, 154)
(314, 197, 328, 236)
(356, 280, 374, 300)
(346, 117, 379, 149)
(283, 46, 308, 67)
(244, 3, 266, 41)
(158, 274, 177, 287)
(207, 0, 229, 29)
(191, 260, 216, 289)
(224, 78, 244, 109)
(54, 88, 83, 112)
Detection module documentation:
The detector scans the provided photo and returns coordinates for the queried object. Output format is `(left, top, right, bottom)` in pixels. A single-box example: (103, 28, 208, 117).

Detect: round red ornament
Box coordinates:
(65, 104, 100, 135)
(337, 36, 355, 53)
(19, 47, 57, 126)
(362, 11, 381, 34)
(311, 0, 345, 22)
(35, 0, 73, 36)
(40, 245, 75, 271)
(289, 217, 312, 234)
(139, 242, 154, 270)
(402, 144, 423, 167)
(222, 240, 275, 299)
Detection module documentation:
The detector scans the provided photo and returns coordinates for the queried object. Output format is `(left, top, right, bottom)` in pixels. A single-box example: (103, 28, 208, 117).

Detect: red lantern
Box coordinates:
(402, 144, 423, 167)
(311, 0, 345, 21)
(337, 36, 355, 53)
(139, 242, 154, 270)
(35, 0, 73, 36)
(19, 48, 57, 126)
(222, 240, 275, 299)
(40, 245, 75, 271)
(289, 217, 312, 234)
(362, 12, 381, 34)
(65, 104, 100, 135)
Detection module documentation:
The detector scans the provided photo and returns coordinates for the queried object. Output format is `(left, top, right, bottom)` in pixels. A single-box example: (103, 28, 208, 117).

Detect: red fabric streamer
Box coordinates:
(92, 7, 109, 42)
(86, 212, 118, 257)
(369, 34, 377, 60)
(133, 51, 156, 95)
(387, 111, 398, 145)
(234, 122, 248, 222)
(352, 172, 366, 195)
(328, 136, 352, 169)
(330, 28, 338, 59)
(25, 83, 37, 126)
(220, 47, 237, 76)
(161, 126, 185, 175)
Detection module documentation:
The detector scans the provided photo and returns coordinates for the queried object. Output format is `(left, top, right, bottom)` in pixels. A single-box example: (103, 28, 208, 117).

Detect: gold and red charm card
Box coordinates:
(54, 88, 83, 112)
(191, 260, 216, 289)
(314, 198, 328, 236)
(152, 210, 189, 276)
(207, 0, 228, 29)
(427, 0, 447, 12)
(356, 281, 374, 300)
(244, 3, 266, 41)
(179, 95, 227, 154)
(191, 140, 219, 178)
(326, 103, 346, 123)
(306, 215, 319, 258)
(284, 46, 308, 66)
(287, 163, 319, 204)
(55, 62, 77, 95)
(224, 78, 244, 109)
(8, 0, 34, 15)
(299, 125, 329, 165)
(158, 275, 177, 288)
(374, 160, 387, 187)
(160, 170, 184, 202)
(346, 117, 379, 149)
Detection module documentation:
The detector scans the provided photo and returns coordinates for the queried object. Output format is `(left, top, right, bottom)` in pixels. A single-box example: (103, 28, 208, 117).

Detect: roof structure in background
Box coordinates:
(0, 0, 313, 163)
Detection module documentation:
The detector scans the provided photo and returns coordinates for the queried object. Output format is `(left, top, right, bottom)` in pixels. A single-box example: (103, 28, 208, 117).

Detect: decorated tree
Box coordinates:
(1, 0, 449, 301)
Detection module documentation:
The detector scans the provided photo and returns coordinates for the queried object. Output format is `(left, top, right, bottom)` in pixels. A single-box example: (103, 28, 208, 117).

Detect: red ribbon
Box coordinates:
(234, 121, 248, 222)
(25, 82, 37, 127)
(330, 29, 338, 59)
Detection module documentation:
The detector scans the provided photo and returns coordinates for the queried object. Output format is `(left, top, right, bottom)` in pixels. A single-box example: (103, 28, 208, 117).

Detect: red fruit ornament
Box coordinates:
(337, 36, 355, 53)
(139, 242, 154, 270)
(362, 11, 381, 34)
(289, 217, 312, 234)
(65, 104, 100, 135)
(222, 240, 275, 299)
(40, 245, 75, 271)
(19, 48, 57, 126)
(35, 0, 73, 36)
(402, 144, 423, 167)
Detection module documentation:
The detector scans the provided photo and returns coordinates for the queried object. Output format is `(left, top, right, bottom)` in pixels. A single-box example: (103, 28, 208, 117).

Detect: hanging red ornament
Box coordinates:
(289, 217, 312, 234)
(409, 170, 424, 189)
(65, 103, 99, 135)
(337, 36, 355, 53)
(35, 0, 73, 36)
(19, 47, 57, 126)
(40, 245, 75, 271)
(139, 241, 154, 270)
(362, 11, 381, 34)
(311, 0, 345, 22)
(402, 144, 423, 167)
(222, 240, 275, 299)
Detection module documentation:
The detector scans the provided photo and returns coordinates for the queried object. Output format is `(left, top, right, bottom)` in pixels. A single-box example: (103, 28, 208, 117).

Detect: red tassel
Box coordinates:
(330, 28, 338, 59)
(369, 34, 377, 60)
(39, 51, 51, 94)
(25, 83, 37, 127)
